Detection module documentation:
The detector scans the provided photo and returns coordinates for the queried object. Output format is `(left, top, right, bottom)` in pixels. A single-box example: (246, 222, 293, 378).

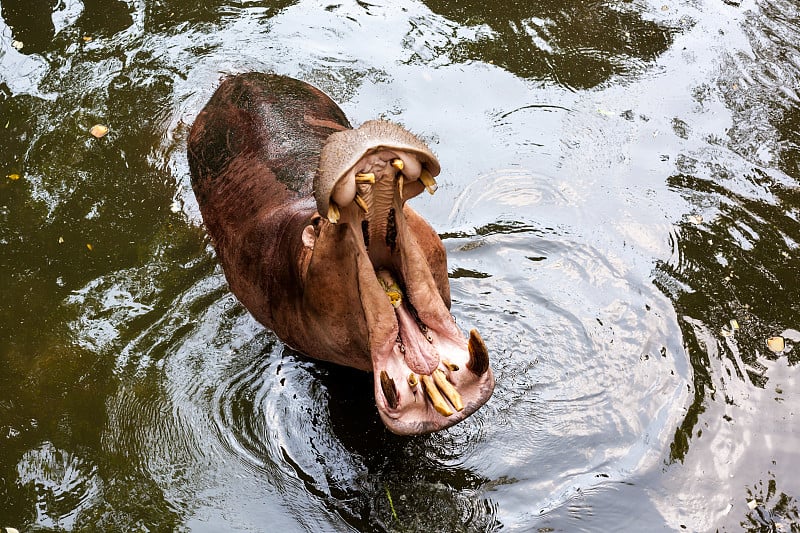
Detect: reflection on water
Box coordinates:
(1, 0, 799, 530)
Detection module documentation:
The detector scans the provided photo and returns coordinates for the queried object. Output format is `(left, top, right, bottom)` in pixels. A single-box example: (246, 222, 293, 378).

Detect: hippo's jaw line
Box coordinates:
(313, 126, 495, 435)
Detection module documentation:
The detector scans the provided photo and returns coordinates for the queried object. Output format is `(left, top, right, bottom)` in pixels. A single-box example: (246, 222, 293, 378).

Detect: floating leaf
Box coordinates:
(86, 243, 94, 251)
(730, 319, 739, 330)
(58, 236, 64, 244)
(7, 173, 20, 181)
(89, 124, 109, 138)
(766, 336, 785, 353)
(687, 214, 703, 224)
(82, 35, 93, 42)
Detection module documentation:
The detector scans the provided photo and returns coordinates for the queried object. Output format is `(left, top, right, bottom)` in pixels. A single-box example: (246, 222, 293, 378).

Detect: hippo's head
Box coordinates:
(301, 120, 495, 435)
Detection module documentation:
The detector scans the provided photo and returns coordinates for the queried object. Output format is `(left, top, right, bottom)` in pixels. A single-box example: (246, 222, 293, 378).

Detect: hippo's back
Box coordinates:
(188, 73, 351, 212)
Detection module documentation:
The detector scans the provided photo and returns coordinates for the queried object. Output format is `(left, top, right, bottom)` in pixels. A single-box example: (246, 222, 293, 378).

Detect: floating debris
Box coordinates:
(169, 200, 181, 213)
(86, 243, 94, 251)
(11, 40, 23, 50)
(58, 236, 64, 244)
(89, 124, 109, 138)
(747, 499, 758, 511)
(766, 336, 785, 353)
(82, 35, 93, 42)
(687, 214, 703, 225)
(7, 173, 20, 181)
(730, 319, 739, 330)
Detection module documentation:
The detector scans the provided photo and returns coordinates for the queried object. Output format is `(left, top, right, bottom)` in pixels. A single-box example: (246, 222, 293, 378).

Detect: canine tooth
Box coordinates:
(327, 203, 340, 224)
(467, 329, 490, 376)
(355, 172, 376, 184)
(354, 193, 369, 213)
(391, 158, 404, 170)
(421, 374, 454, 417)
(408, 373, 419, 388)
(398, 174, 404, 201)
(419, 168, 438, 195)
(433, 369, 464, 412)
(381, 370, 399, 409)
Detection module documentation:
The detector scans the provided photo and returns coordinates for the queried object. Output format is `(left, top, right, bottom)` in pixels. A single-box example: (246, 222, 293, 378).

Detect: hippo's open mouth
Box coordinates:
(314, 120, 495, 435)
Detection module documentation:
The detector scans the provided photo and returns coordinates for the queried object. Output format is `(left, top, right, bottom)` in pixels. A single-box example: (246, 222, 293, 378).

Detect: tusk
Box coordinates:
(391, 158, 404, 170)
(381, 370, 399, 409)
(327, 203, 340, 224)
(433, 369, 464, 412)
(355, 172, 376, 184)
(421, 374, 454, 417)
(407, 373, 419, 388)
(398, 174, 404, 201)
(467, 329, 490, 376)
(354, 193, 369, 213)
(419, 168, 438, 195)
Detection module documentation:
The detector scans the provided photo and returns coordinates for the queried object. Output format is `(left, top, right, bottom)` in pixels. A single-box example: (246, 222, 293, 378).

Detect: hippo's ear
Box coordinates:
(314, 120, 441, 219)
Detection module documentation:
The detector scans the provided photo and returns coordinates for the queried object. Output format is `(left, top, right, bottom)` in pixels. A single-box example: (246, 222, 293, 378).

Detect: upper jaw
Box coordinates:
(314, 120, 495, 435)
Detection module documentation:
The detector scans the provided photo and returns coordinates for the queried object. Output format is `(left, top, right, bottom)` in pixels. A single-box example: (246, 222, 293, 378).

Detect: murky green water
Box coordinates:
(1, 0, 798, 530)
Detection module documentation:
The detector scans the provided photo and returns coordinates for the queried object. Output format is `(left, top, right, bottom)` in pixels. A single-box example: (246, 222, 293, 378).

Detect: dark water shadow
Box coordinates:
(419, 0, 677, 89)
(294, 355, 502, 532)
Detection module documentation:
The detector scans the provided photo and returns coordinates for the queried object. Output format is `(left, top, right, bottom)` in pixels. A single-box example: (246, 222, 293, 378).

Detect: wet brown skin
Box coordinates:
(188, 73, 493, 435)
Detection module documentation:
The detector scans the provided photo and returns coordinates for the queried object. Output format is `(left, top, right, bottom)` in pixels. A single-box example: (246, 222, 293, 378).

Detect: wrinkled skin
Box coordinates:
(188, 73, 494, 435)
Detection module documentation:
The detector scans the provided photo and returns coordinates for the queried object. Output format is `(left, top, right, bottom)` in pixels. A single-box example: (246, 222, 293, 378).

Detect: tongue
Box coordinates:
(395, 301, 440, 375)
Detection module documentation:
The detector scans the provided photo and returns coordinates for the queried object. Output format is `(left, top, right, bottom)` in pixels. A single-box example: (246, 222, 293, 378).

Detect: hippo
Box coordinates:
(187, 73, 494, 435)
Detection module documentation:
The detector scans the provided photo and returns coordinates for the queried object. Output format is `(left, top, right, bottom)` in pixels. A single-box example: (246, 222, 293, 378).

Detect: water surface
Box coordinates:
(1, 0, 799, 530)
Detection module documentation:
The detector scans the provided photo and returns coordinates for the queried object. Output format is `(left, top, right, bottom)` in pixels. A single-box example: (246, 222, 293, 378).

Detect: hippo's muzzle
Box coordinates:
(310, 121, 495, 435)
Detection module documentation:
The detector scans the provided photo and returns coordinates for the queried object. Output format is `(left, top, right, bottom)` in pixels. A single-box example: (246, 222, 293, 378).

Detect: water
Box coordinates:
(0, 0, 798, 530)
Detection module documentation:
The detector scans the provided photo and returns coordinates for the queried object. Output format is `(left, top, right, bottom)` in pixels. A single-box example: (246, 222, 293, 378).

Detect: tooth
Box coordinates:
(419, 168, 438, 195)
(380, 370, 399, 409)
(355, 173, 375, 184)
(391, 158, 404, 170)
(421, 374, 454, 417)
(354, 193, 369, 213)
(433, 369, 464, 411)
(398, 174, 404, 201)
(407, 373, 419, 388)
(443, 360, 459, 372)
(467, 329, 490, 376)
(327, 203, 340, 224)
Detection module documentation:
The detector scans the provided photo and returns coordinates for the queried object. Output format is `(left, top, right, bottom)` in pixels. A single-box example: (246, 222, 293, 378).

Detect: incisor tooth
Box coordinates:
(433, 369, 464, 411)
(421, 375, 454, 417)
(419, 168, 438, 195)
(327, 203, 340, 224)
(355, 173, 375, 184)
(354, 193, 369, 213)
(391, 158, 404, 170)
(398, 174, 404, 201)
(408, 373, 419, 388)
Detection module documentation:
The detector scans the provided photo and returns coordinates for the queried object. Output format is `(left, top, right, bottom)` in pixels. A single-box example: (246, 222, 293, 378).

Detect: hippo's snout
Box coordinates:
(309, 122, 495, 435)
